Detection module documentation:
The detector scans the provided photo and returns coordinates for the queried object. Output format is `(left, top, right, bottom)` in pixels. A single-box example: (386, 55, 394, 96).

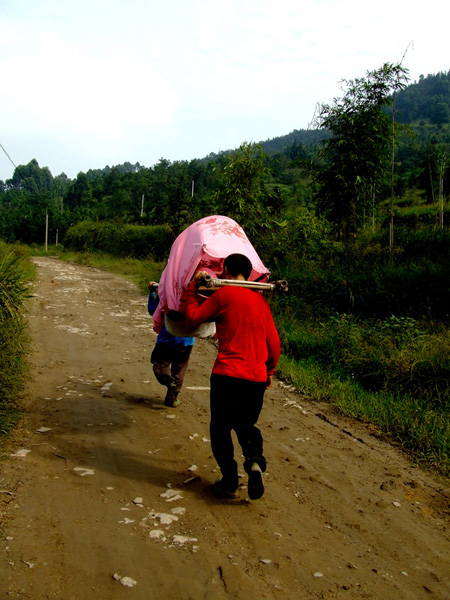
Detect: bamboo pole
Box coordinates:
(198, 275, 288, 293)
(150, 278, 288, 293)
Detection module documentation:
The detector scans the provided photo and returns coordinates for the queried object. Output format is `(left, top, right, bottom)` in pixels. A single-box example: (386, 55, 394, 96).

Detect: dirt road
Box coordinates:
(1, 257, 449, 599)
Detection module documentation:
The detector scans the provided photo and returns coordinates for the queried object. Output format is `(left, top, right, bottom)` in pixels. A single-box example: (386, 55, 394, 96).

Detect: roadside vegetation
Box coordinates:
(0, 242, 34, 446)
(1, 64, 450, 475)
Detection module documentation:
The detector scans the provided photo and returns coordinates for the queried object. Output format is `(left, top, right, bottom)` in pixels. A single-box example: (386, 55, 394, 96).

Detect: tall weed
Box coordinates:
(0, 248, 30, 322)
(283, 313, 450, 404)
(0, 242, 31, 438)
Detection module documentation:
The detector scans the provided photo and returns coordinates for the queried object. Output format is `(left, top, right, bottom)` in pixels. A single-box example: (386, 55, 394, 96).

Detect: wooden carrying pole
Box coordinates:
(150, 277, 288, 293)
(197, 274, 288, 293)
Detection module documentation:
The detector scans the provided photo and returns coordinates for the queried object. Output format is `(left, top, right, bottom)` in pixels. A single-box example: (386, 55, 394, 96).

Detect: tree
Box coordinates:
(212, 142, 269, 240)
(437, 147, 449, 228)
(431, 140, 450, 228)
(9, 159, 54, 193)
(64, 172, 92, 210)
(312, 63, 409, 244)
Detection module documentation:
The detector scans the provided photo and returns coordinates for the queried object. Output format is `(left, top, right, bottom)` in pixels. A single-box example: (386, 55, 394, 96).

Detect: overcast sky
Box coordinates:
(1, 0, 448, 182)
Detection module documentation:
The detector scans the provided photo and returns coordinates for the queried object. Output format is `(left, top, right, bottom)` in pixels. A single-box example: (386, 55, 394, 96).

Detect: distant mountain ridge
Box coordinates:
(80, 70, 450, 173)
(257, 128, 330, 155)
(221, 70, 450, 159)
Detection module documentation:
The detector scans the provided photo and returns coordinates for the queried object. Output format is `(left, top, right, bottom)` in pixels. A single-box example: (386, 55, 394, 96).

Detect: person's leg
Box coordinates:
(151, 343, 174, 387)
(231, 379, 267, 500)
(170, 344, 193, 393)
(151, 343, 179, 406)
(210, 374, 239, 492)
(232, 379, 267, 474)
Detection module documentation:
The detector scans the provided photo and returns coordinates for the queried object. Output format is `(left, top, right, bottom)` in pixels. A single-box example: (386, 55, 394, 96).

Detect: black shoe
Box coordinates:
(164, 384, 179, 407)
(248, 466, 264, 500)
(213, 478, 239, 499)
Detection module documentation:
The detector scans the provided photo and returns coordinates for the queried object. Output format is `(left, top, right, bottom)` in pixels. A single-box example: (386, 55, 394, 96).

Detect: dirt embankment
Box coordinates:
(1, 257, 449, 599)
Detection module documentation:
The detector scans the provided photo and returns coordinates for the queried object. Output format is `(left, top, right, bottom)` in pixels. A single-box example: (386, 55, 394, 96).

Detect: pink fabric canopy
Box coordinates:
(152, 215, 270, 333)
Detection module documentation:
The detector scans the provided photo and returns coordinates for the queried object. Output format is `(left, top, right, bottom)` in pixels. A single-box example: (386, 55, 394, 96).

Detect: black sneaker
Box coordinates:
(248, 466, 264, 500)
(213, 478, 239, 499)
(164, 384, 179, 407)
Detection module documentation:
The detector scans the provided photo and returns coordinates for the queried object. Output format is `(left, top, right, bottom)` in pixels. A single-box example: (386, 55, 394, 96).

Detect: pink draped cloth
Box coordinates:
(152, 215, 270, 334)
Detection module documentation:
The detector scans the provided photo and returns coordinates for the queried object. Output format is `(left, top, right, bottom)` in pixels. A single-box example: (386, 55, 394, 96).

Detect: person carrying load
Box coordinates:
(184, 253, 281, 500)
(149, 215, 284, 500)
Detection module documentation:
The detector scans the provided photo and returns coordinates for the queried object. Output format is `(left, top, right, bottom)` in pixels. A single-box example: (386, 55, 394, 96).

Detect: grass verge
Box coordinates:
(276, 354, 450, 476)
(0, 243, 34, 449)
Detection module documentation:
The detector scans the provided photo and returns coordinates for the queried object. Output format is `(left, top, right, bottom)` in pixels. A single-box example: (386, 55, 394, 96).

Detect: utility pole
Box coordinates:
(140, 194, 144, 218)
(191, 180, 194, 198)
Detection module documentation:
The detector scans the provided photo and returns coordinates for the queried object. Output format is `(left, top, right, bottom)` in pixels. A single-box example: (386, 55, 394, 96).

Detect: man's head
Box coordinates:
(222, 254, 252, 281)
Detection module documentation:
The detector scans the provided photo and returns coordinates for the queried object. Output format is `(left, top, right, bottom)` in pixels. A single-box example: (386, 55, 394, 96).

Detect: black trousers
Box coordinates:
(210, 373, 267, 487)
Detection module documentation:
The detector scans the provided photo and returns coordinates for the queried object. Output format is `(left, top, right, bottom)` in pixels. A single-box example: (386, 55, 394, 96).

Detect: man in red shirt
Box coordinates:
(185, 253, 280, 500)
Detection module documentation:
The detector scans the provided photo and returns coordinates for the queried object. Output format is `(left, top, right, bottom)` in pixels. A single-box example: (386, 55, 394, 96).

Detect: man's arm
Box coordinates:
(147, 281, 159, 316)
(183, 272, 222, 327)
(265, 375, 274, 389)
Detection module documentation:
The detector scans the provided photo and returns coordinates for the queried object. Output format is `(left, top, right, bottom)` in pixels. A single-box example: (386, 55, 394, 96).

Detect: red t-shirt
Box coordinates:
(185, 283, 280, 383)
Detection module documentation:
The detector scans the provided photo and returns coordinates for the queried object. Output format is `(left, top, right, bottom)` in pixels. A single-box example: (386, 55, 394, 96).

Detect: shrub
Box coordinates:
(63, 221, 175, 260)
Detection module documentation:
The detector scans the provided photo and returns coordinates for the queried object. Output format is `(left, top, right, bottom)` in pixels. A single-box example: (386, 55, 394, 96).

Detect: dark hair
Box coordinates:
(223, 253, 252, 280)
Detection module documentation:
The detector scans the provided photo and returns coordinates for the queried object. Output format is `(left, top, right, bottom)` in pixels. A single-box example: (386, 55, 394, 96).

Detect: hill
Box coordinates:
(229, 70, 450, 159)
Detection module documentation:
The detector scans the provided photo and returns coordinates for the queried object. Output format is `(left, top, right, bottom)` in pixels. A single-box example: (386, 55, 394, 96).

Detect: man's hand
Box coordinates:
(192, 271, 210, 288)
(265, 375, 273, 389)
(148, 281, 158, 291)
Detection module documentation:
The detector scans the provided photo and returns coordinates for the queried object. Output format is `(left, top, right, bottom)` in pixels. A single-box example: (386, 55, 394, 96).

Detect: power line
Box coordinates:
(0, 141, 27, 182)
(0, 141, 18, 171)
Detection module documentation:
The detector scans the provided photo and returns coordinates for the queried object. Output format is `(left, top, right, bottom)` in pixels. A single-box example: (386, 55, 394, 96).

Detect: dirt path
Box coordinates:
(1, 257, 449, 600)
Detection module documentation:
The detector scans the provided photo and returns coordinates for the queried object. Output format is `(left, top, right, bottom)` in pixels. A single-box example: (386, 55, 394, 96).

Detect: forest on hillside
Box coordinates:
(0, 69, 449, 248)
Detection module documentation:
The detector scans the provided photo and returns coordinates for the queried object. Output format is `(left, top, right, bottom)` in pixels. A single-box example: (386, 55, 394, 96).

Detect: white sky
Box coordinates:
(0, 0, 448, 182)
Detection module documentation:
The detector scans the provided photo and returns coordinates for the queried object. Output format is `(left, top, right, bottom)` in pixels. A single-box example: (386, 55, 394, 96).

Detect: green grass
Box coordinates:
(0, 320, 27, 437)
(0, 242, 33, 446)
(275, 314, 450, 476)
